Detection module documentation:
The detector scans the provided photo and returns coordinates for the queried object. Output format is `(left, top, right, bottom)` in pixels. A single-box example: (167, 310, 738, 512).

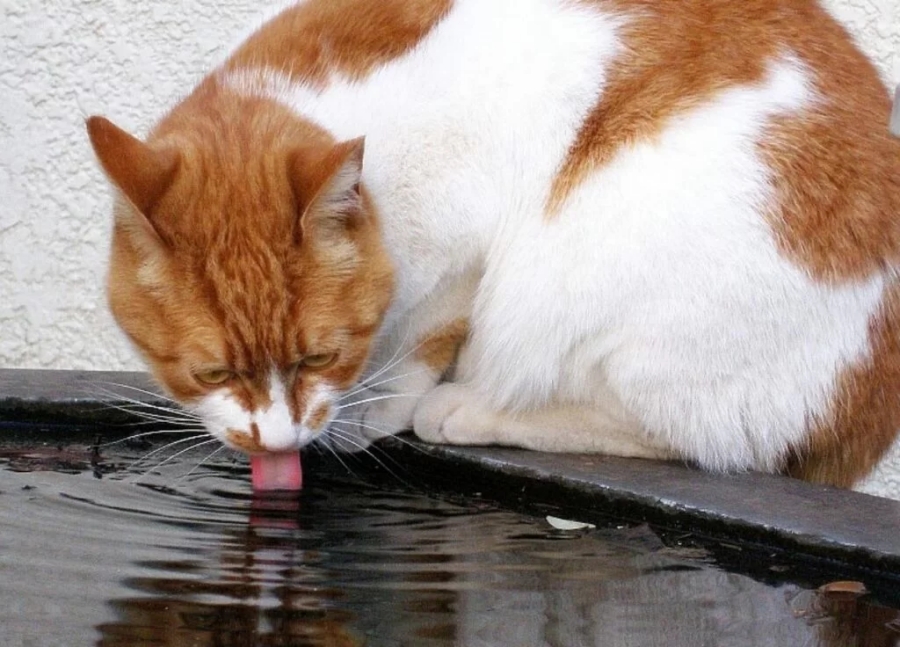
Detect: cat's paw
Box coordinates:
(413, 383, 496, 446)
(330, 388, 419, 452)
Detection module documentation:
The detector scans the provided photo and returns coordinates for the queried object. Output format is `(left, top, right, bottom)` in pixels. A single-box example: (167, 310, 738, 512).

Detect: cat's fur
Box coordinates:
(88, 0, 900, 488)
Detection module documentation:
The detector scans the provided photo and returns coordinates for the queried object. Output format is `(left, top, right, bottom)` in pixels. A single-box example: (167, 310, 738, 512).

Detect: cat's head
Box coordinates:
(86, 92, 394, 454)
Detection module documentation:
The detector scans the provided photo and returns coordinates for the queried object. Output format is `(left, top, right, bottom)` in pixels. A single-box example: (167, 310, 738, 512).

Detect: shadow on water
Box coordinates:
(0, 438, 898, 647)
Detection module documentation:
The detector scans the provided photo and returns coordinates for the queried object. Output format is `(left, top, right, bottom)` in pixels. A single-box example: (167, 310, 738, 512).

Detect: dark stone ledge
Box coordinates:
(0, 369, 166, 427)
(1, 368, 899, 585)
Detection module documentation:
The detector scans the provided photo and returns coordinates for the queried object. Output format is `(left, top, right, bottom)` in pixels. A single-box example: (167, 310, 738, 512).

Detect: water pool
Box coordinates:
(0, 435, 897, 647)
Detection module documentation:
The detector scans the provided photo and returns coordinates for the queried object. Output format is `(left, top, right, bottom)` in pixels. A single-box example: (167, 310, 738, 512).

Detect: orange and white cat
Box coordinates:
(88, 0, 900, 489)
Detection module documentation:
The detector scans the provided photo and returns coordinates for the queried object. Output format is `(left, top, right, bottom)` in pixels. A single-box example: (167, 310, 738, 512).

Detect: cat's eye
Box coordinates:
(194, 369, 234, 386)
(301, 353, 338, 369)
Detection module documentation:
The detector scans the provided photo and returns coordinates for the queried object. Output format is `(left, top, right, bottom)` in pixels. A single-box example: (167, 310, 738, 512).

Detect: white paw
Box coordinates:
(413, 383, 496, 446)
(329, 388, 420, 452)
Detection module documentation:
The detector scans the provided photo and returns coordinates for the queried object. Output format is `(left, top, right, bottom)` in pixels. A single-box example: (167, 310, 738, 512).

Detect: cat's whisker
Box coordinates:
(90, 383, 189, 410)
(335, 392, 418, 411)
(91, 402, 202, 427)
(74, 92, 90, 120)
(327, 421, 412, 484)
(333, 417, 431, 456)
(108, 400, 197, 421)
(132, 439, 222, 484)
(102, 396, 199, 421)
(368, 335, 425, 375)
(88, 387, 200, 424)
(101, 428, 208, 448)
(88, 413, 194, 428)
(122, 412, 201, 426)
(359, 321, 415, 383)
(338, 367, 430, 402)
(380, 431, 432, 455)
(324, 424, 402, 476)
(312, 432, 362, 480)
(75, 406, 192, 428)
(331, 416, 394, 440)
(90, 383, 165, 402)
(318, 427, 375, 474)
(106, 411, 202, 428)
(92, 381, 180, 405)
(86, 389, 179, 415)
(342, 330, 425, 399)
(320, 424, 366, 450)
(331, 418, 408, 465)
(173, 445, 231, 485)
(128, 434, 211, 471)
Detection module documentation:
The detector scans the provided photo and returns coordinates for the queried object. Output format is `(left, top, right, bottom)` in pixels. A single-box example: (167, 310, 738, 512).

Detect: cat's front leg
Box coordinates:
(414, 383, 673, 459)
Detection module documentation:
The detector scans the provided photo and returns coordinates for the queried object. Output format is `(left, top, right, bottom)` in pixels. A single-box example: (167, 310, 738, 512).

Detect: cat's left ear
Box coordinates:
(86, 116, 179, 217)
(292, 137, 365, 242)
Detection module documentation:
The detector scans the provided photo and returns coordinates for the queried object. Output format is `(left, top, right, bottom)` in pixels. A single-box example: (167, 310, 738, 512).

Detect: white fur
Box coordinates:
(192, 372, 335, 451)
(222, 0, 887, 473)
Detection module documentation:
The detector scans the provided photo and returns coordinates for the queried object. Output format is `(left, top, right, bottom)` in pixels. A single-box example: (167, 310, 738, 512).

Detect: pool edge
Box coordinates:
(2, 368, 898, 577)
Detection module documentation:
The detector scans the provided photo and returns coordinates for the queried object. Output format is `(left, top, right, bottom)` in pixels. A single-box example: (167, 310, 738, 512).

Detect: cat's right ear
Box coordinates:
(86, 116, 179, 242)
(290, 137, 365, 244)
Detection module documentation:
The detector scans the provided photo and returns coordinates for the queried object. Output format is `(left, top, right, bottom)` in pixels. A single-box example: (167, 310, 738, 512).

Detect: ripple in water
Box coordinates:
(0, 440, 897, 647)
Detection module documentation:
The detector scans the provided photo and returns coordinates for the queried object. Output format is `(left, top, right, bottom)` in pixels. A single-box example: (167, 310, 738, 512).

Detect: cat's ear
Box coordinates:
(291, 137, 365, 242)
(86, 116, 179, 235)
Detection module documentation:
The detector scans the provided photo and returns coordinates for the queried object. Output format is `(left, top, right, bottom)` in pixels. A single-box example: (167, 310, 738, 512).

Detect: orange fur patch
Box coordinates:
(305, 402, 333, 432)
(226, 428, 265, 454)
(759, 35, 900, 282)
(416, 318, 469, 374)
(549, 0, 900, 284)
(226, 0, 453, 86)
(548, 0, 775, 215)
(788, 282, 900, 487)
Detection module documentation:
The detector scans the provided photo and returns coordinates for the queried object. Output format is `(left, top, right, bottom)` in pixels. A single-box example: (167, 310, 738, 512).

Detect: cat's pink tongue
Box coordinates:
(250, 452, 303, 491)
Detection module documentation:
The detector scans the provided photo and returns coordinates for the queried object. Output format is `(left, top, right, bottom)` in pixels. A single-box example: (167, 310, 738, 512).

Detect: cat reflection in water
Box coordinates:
(88, 0, 900, 490)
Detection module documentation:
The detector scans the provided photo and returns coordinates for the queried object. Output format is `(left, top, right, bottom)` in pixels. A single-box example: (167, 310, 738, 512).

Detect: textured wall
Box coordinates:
(1, 0, 899, 496)
(0, 1, 275, 369)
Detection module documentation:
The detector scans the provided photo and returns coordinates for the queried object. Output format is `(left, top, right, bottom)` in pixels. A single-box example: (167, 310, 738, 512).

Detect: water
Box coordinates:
(0, 437, 898, 647)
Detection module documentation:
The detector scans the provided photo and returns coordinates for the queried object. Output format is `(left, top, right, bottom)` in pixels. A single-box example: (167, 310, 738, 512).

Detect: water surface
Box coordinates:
(0, 438, 897, 647)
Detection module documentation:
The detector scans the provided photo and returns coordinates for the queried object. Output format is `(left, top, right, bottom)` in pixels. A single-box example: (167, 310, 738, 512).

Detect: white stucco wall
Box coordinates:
(2, 0, 900, 497)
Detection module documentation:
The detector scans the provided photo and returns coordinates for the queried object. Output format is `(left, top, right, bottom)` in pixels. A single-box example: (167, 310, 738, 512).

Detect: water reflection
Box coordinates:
(96, 477, 900, 647)
(788, 586, 900, 647)
(96, 485, 463, 646)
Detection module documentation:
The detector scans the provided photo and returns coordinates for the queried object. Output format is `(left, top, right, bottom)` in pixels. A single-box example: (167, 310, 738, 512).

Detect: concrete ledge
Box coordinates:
(2, 369, 899, 585)
(0, 369, 164, 427)
(382, 442, 900, 576)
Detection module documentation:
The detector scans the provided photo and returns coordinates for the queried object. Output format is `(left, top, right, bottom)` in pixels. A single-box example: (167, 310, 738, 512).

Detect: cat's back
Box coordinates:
(222, 0, 897, 231)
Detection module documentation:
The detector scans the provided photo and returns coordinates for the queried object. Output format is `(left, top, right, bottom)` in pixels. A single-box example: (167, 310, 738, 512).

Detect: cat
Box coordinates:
(87, 0, 900, 489)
